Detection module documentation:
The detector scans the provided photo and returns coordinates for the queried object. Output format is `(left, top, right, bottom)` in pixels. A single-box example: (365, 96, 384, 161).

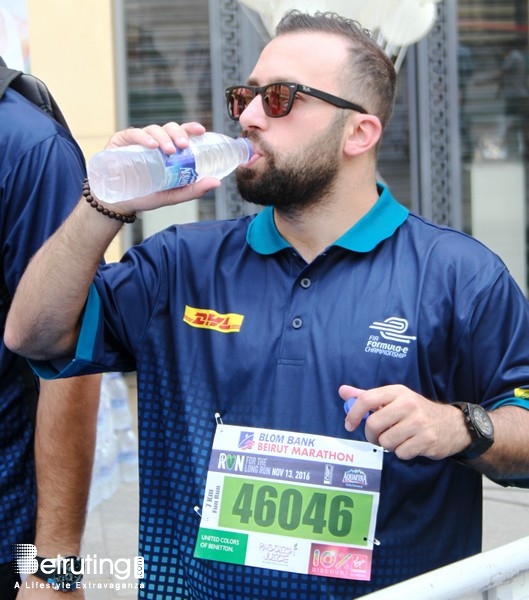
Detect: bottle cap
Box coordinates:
(343, 397, 370, 420)
(343, 397, 357, 414)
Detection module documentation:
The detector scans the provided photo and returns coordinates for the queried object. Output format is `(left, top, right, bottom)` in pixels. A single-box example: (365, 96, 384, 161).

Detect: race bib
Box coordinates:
(194, 424, 383, 581)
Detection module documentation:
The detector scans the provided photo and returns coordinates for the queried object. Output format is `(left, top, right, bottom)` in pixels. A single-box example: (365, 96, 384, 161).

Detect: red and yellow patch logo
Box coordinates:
(183, 305, 244, 333)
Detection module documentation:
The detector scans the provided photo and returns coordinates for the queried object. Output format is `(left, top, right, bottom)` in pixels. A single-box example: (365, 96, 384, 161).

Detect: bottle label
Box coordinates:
(162, 148, 198, 189)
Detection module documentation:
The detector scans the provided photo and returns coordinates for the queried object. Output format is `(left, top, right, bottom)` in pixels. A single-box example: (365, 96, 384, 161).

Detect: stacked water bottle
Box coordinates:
(89, 372, 139, 511)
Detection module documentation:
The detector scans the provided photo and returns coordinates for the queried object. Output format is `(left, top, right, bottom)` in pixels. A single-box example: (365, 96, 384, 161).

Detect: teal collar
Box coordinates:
(246, 183, 409, 255)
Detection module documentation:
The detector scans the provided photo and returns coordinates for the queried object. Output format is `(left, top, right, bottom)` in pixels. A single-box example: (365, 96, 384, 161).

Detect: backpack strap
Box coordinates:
(0, 61, 22, 96)
(0, 56, 71, 133)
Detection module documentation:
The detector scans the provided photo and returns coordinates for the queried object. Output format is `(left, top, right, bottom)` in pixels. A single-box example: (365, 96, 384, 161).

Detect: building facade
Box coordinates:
(27, 0, 529, 293)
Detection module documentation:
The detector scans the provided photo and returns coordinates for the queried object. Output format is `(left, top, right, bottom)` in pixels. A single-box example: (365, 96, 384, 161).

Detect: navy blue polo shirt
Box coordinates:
(34, 184, 529, 598)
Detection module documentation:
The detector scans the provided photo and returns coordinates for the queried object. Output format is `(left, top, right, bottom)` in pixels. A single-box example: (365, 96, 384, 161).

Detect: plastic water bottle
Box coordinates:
(88, 132, 253, 203)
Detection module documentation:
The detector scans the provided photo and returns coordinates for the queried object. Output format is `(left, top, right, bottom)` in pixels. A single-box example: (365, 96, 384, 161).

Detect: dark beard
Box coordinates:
(236, 155, 338, 217)
(235, 116, 344, 218)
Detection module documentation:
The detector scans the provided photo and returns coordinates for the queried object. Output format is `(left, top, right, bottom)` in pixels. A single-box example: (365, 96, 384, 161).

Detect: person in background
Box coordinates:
(475, 37, 529, 158)
(0, 59, 101, 599)
(5, 11, 529, 599)
(498, 38, 529, 158)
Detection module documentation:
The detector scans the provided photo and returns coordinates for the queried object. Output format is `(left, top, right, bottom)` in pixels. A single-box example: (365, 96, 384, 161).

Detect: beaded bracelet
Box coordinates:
(82, 179, 137, 224)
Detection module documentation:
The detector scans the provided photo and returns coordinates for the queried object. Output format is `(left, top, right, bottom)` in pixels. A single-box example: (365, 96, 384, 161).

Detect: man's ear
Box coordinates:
(343, 114, 383, 156)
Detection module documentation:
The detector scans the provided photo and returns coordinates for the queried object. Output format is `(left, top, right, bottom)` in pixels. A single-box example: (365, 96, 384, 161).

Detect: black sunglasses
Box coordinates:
(225, 81, 368, 121)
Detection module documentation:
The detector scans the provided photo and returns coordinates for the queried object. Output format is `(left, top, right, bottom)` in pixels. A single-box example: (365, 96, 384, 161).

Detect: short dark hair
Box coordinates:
(275, 10, 397, 129)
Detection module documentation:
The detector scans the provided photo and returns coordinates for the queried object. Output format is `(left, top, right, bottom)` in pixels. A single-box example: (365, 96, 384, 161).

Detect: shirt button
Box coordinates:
(300, 278, 311, 289)
(292, 317, 303, 329)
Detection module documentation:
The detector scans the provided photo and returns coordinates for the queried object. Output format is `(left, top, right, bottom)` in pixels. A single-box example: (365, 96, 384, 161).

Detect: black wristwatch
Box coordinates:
(34, 555, 83, 592)
(452, 402, 494, 460)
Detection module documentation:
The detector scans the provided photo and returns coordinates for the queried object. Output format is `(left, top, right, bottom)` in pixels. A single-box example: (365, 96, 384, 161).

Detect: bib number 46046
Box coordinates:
(219, 478, 373, 546)
(233, 482, 353, 535)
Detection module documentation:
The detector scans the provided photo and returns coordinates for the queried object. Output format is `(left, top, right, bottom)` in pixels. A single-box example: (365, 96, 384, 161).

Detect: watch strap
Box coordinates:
(34, 555, 57, 583)
(34, 555, 83, 592)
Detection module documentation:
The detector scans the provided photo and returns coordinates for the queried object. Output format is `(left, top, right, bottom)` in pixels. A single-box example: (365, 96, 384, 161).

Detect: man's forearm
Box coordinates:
(33, 376, 101, 555)
(471, 406, 529, 482)
(5, 200, 122, 360)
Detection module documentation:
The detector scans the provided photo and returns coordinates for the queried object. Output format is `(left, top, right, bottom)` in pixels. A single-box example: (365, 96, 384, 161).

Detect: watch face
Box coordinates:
(471, 406, 494, 437)
(55, 557, 83, 591)
(452, 402, 494, 460)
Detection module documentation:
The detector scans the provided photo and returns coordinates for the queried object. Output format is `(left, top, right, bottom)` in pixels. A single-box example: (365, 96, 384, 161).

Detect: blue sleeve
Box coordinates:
(30, 231, 170, 378)
(461, 269, 529, 413)
(29, 284, 113, 378)
(0, 103, 87, 295)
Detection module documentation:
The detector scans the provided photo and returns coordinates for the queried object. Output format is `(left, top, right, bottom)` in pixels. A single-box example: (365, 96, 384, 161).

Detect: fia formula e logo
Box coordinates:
(365, 317, 416, 360)
(369, 317, 416, 344)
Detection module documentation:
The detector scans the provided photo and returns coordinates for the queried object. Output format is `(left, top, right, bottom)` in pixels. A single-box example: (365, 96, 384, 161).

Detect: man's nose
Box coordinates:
(239, 93, 268, 128)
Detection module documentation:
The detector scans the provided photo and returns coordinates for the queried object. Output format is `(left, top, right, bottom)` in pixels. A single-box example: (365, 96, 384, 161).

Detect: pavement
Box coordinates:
(82, 373, 139, 600)
(80, 375, 529, 599)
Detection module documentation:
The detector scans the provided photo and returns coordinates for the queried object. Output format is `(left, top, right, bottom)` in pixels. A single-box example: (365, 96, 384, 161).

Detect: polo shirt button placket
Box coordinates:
(291, 317, 303, 329)
(292, 278, 311, 329)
